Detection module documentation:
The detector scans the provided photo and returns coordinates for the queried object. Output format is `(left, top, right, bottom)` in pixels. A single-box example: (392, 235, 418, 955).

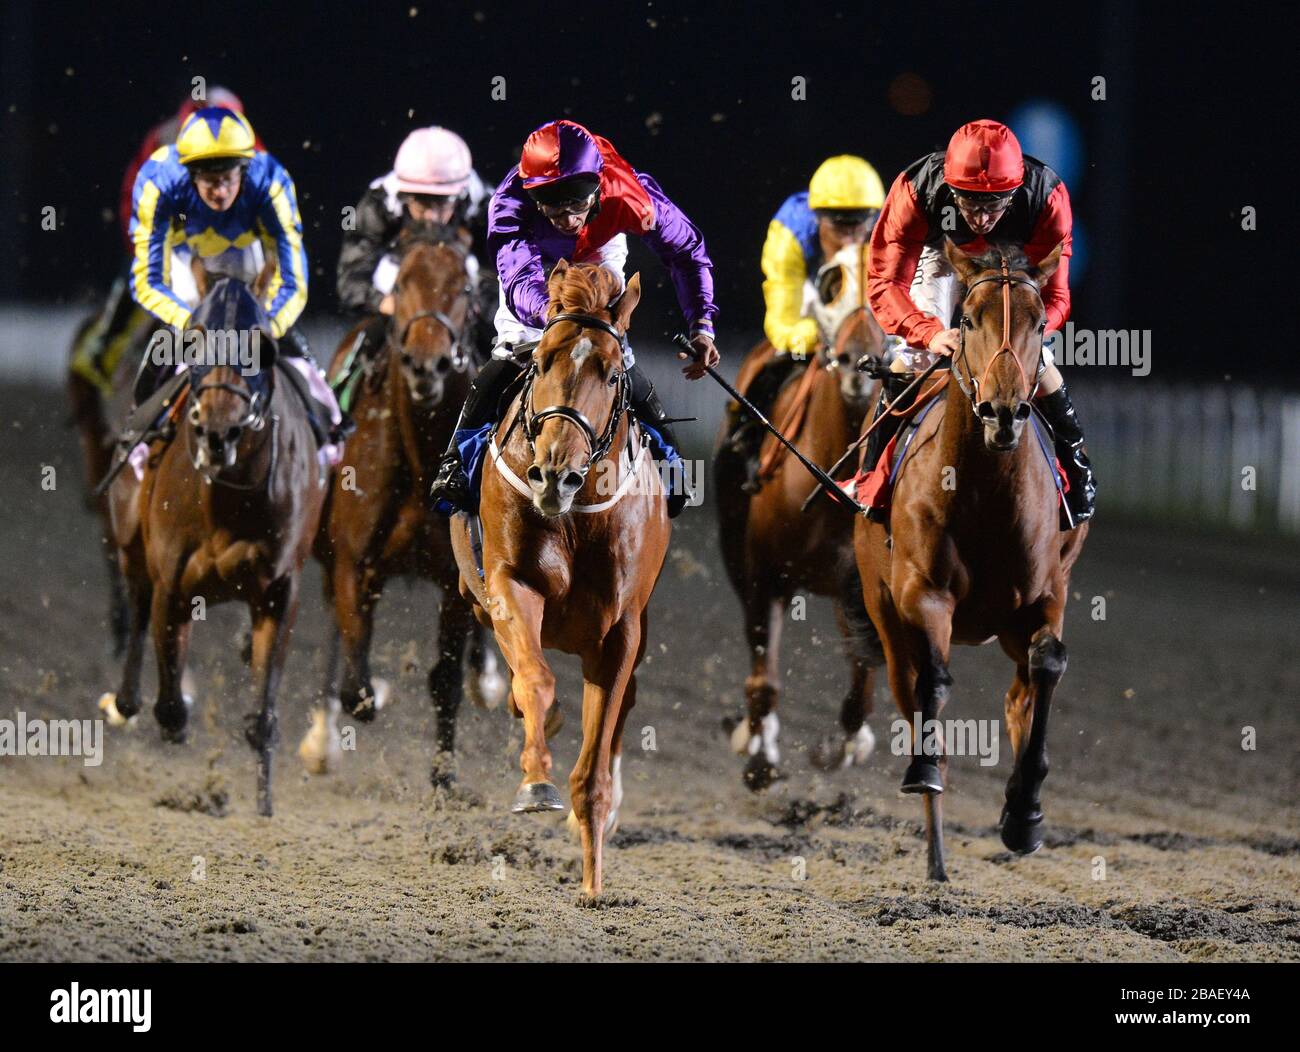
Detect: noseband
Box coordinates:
(514, 310, 630, 480)
(186, 378, 276, 490)
(952, 256, 1046, 416)
(387, 240, 475, 373)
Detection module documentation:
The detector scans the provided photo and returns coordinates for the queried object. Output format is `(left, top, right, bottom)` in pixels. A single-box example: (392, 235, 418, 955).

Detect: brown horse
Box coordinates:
(67, 305, 158, 657)
(854, 239, 1087, 881)
(716, 243, 888, 789)
(103, 273, 327, 816)
(449, 260, 670, 898)
(300, 233, 504, 781)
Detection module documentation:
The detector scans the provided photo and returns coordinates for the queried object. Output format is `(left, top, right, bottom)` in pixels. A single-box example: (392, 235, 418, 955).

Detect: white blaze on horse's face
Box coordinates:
(813, 245, 875, 406)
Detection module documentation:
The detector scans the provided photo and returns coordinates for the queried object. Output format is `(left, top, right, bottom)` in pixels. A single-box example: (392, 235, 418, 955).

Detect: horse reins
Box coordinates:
(511, 310, 630, 481)
(951, 255, 1046, 416)
(387, 237, 476, 373)
(185, 379, 277, 491)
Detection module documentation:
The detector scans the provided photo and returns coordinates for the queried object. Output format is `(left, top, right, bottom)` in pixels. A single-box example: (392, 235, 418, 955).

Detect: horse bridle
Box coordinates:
(185, 378, 276, 490)
(951, 255, 1046, 417)
(387, 237, 475, 373)
(512, 309, 630, 480)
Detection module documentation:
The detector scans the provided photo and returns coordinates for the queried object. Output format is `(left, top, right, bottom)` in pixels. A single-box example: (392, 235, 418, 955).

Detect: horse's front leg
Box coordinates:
(732, 585, 786, 791)
(427, 589, 474, 786)
(333, 556, 387, 721)
(998, 626, 1067, 854)
(570, 612, 641, 898)
(813, 567, 884, 770)
(100, 572, 151, 725)
(246, 574, 299, 817)
(489, 577, 563, 814)
(150, 583, 194, 744)
(896, 585, 955, 883)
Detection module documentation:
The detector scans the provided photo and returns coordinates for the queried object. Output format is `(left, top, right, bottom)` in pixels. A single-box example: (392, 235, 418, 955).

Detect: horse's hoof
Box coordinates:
(465, 665, 506, 711)
(512, 781, 565, 813)
(900, 758, 943, 794)
(743, 753, 782, 792)
(810, 736, 850, 771)
(999, 804, 1044, 854)
(159, 724, 188, 745)
(726, 716, 751, 755)
(297, 706, 341, 775)
(97, 692, 131, 728)
(343, 680, 386, 724)
(928, 862, 950, 883)
(430, 752, 458, 789)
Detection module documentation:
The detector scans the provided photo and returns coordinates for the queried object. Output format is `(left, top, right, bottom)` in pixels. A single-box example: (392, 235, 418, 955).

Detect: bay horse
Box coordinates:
(104, 274, 327, 817)
(854, 239, 1087, 881)
(300, 231, 505, 781)
(716, 243, 888, 789)
(448, 260, 670, 898)
(67, 303, 161, 656)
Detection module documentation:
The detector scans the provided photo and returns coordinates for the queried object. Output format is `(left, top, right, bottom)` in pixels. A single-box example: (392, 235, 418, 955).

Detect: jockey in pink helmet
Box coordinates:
(337, 126, 496, 365)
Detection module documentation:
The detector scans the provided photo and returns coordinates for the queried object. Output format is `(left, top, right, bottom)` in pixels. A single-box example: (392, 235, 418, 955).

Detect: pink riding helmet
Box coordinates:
(394, 126, 472, 196)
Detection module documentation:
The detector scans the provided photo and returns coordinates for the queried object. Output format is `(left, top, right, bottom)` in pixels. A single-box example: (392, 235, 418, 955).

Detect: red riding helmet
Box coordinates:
(943, 119, 1024, 194)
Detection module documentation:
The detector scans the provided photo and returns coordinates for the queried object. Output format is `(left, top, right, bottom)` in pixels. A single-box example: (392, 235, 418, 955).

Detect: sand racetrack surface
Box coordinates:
(1, 384, 1297, 962)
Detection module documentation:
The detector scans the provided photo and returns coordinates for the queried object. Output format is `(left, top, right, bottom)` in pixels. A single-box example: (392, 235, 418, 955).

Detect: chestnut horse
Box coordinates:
(301, 233, 504, 781)
(449, 260, 670, 898)
(716, 244, 888, 789)
(104, 275, 327, 816)
(854, 240, 1087, 881)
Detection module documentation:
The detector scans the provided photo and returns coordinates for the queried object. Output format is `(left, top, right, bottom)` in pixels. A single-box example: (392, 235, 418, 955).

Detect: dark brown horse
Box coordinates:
(67, 304, 159, 658)
(854, 239, 1087, 881)
(103, 273, 327, 816)
(299, 233, 504, 781)
(449, 260, 670, 898)
(716, 243, 888, 789)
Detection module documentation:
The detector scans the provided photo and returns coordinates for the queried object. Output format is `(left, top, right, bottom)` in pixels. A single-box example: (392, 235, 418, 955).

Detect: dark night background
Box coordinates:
(0, 0, 1292, 382)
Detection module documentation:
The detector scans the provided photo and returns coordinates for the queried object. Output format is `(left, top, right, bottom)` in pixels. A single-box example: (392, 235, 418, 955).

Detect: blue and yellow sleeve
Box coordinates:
(255, 157, 309, 338)
(128, 152, 192, 329)
(760, 219, 818, 355)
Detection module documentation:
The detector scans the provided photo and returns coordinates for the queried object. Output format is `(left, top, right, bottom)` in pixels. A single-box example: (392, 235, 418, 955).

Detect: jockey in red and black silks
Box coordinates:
(863, 119, 1095, 529)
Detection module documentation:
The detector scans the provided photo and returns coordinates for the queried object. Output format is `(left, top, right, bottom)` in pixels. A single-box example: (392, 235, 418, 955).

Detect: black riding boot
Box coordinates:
(729, 353, 799, 493)
(628, 365, 692, 517)
(1035, 383, 1096, 530)
(861, 375, 914, 523)
(430, 355, 526, 513)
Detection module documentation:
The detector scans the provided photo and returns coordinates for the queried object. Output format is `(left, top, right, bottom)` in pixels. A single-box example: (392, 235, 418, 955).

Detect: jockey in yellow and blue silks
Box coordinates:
(127, 106, 317, 408)
(727, 155, 885, 482)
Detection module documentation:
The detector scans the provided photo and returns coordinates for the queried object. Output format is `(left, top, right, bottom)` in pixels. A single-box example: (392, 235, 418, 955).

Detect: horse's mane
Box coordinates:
(549, 265, 620, 316)
(965, 243, 1033, 275)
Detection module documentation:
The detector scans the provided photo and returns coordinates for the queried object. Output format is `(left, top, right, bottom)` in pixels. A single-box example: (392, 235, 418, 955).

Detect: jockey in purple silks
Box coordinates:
(429, 119, 720, 518)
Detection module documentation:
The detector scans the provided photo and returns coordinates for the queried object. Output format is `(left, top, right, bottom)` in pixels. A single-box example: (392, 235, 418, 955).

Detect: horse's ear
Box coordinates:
(1028, 240, 1067, 287)
(942, 237, 980, 284)
(190, 257, 210, 299)
(547, 259, 570, 302)
(613, 273, 641, 332)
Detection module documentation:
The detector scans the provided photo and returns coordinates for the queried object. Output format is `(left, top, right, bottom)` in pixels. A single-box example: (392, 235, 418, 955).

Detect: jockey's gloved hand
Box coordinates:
(679, 330, 719, 380)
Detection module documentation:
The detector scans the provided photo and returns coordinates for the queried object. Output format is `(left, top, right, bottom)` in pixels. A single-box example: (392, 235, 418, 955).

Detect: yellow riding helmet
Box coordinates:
(176, 107, 257, 166)
(807, 155, 885, 211)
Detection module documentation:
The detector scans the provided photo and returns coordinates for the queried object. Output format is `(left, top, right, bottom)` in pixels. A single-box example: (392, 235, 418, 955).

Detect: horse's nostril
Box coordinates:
(561, 471, 585, 492)
(227, 426, 242, 443)
(1014, 402, 1033, 421)
(525, 466, 544, 485)
(977, 401, 997, 420)
(435, 356, 452, 374)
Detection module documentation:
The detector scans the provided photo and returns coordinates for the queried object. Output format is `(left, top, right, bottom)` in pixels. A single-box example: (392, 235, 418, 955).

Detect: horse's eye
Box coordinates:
(961, 314, 972, 328)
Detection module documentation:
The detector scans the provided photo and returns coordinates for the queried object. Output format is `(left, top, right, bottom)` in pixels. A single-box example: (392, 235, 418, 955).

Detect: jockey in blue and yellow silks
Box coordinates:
(129, 107, 307, 341)
(727, 155, 885, 484)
